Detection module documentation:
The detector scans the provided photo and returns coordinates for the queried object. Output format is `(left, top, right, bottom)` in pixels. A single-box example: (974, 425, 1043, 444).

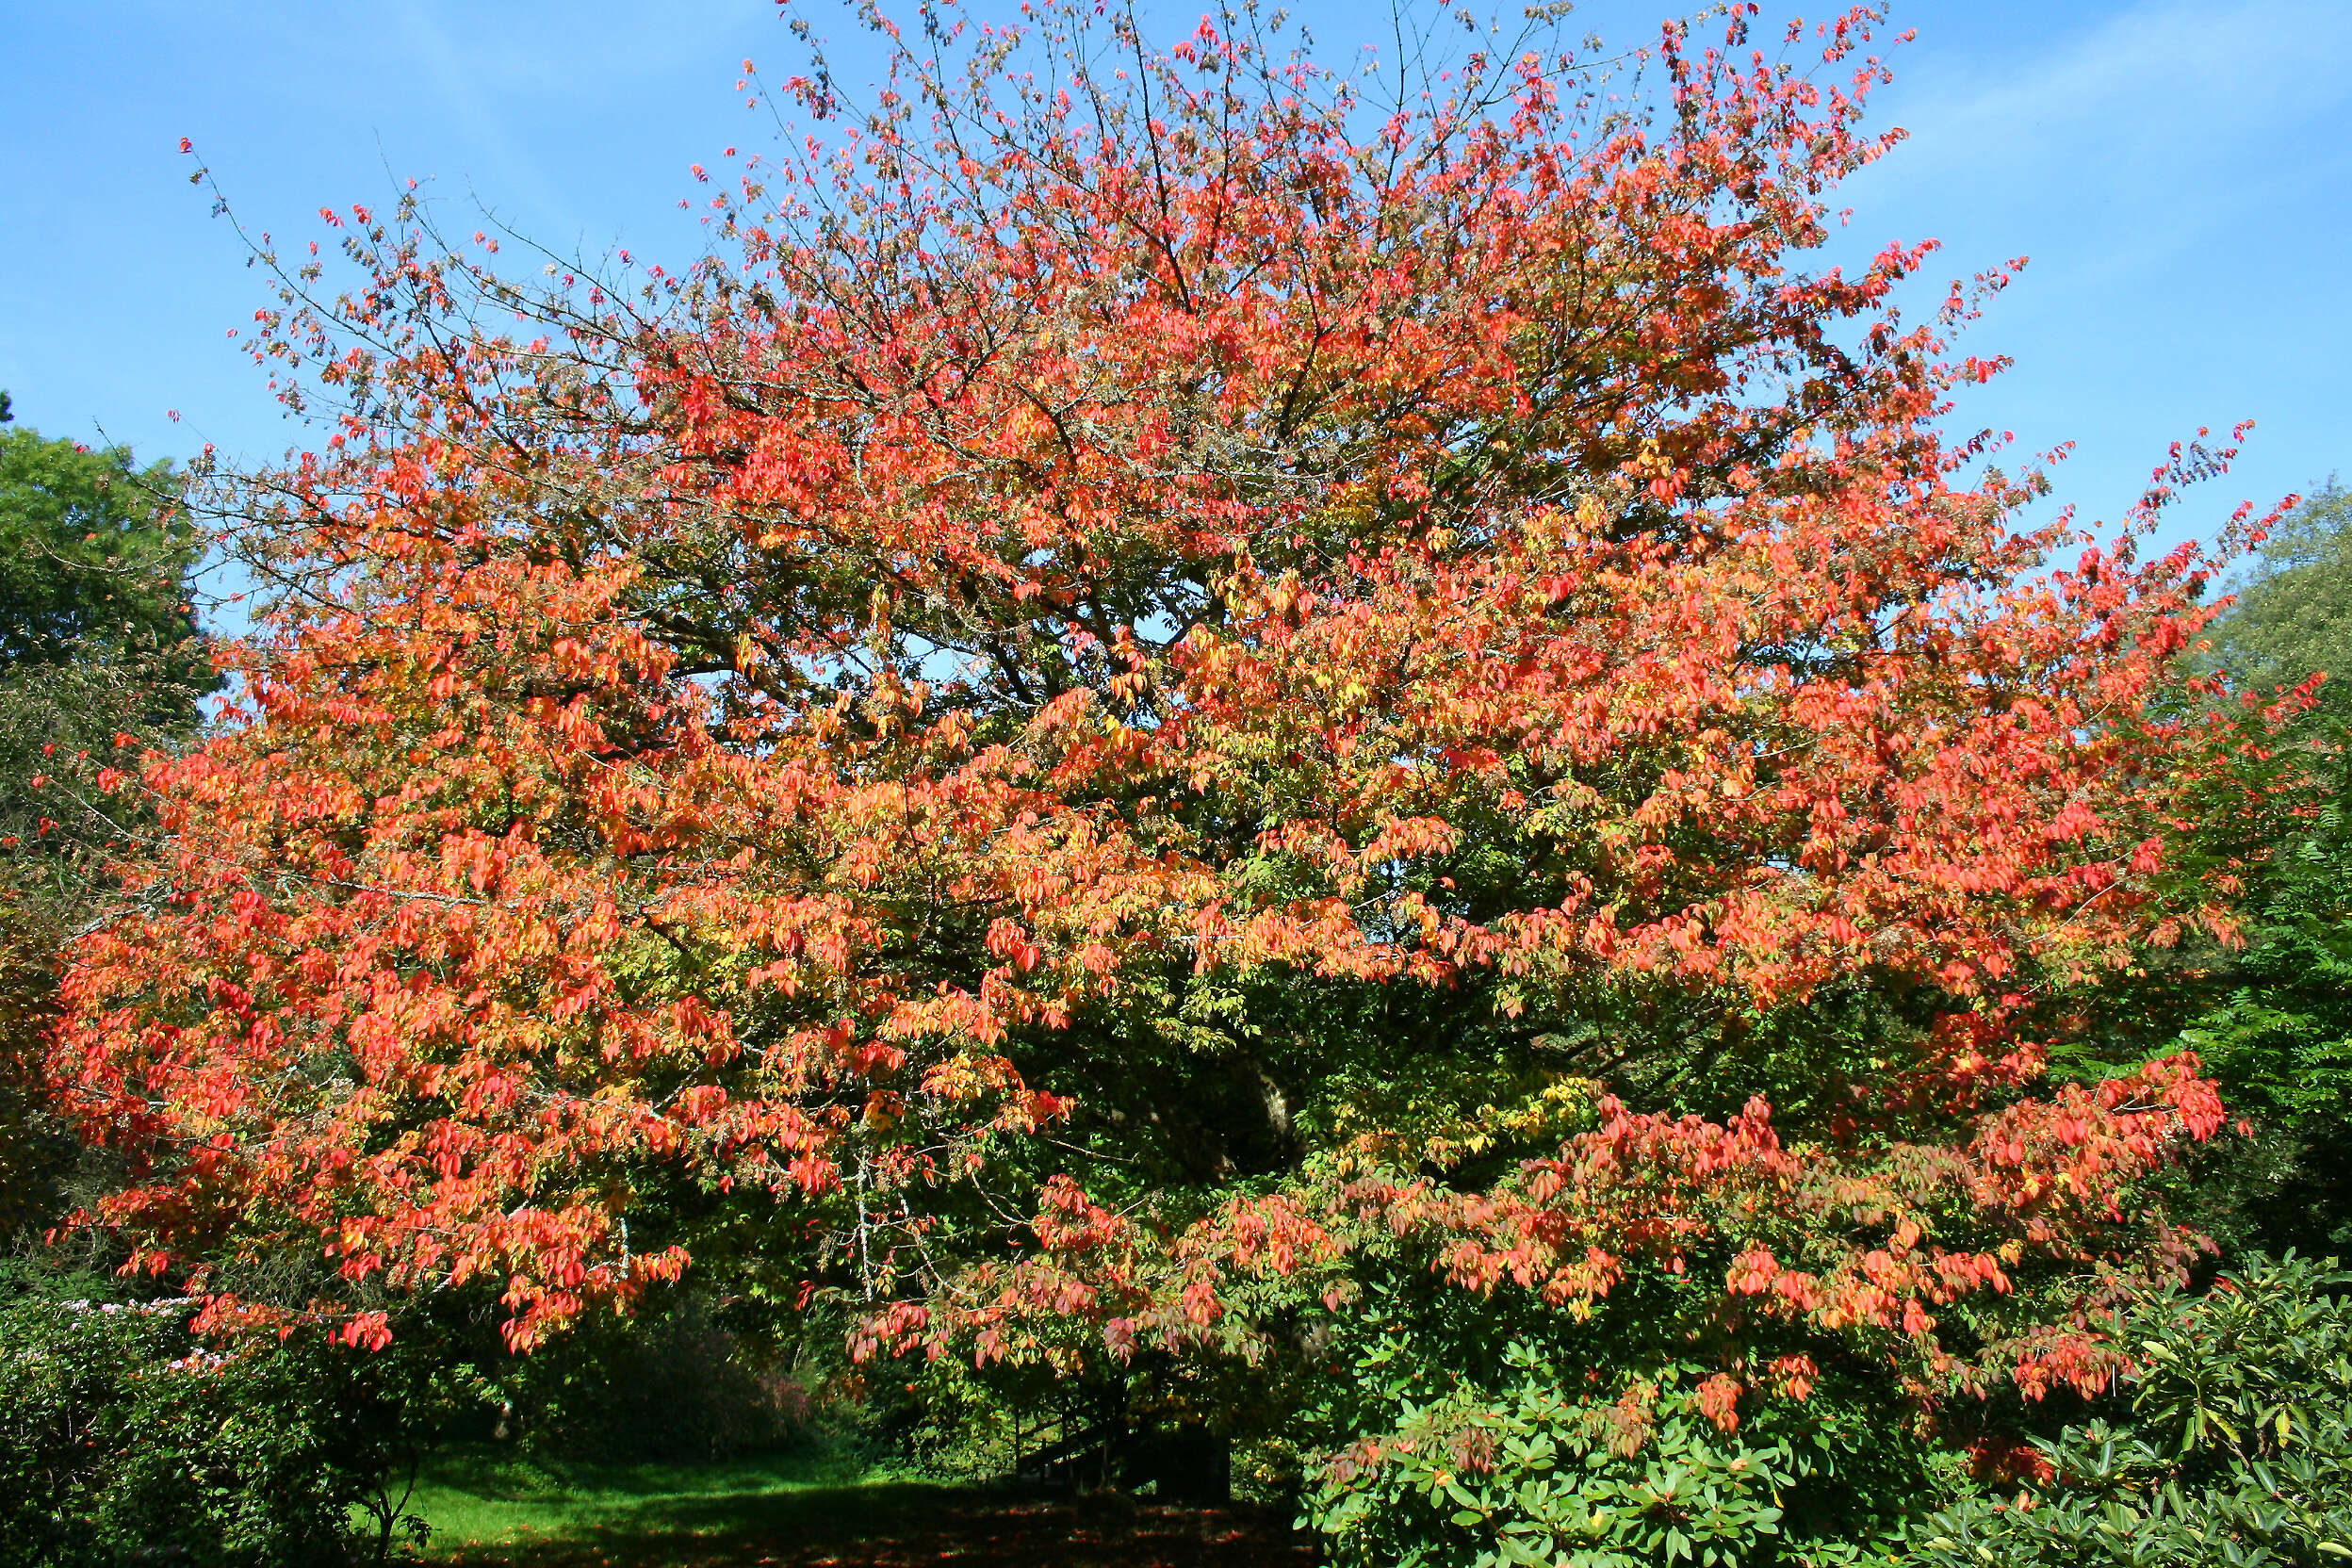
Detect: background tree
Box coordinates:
(2145, 482, 2352, 1257)
(2204, 482, 2352, 696)
(0, 398, 212, 1239)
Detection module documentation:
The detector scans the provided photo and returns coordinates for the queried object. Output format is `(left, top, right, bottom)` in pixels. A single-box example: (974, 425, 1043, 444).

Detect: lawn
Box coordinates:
(405, 1449, 1318, 1567)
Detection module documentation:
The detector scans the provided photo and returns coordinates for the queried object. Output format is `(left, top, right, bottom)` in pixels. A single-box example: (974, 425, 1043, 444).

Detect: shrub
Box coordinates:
(1910, 1253, 2352, 1567)
(0, 1268, 464, 1568)
(1295, 1274, 1944, 1567)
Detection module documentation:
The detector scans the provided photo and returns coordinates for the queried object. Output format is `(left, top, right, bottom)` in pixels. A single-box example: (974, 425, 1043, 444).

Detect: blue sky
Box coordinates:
(3, 0, 2346, 569)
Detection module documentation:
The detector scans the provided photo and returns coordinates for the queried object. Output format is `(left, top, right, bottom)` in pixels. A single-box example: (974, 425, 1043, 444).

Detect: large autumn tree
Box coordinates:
(53, 0, 2279, 1493)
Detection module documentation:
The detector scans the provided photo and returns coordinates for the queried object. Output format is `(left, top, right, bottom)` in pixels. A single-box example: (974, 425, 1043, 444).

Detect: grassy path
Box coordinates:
(408, 1451, 1317, 1567)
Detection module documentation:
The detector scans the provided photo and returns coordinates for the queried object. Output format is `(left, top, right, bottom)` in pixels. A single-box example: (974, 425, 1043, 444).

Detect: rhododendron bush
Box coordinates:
(52, 0, 2281, 1483)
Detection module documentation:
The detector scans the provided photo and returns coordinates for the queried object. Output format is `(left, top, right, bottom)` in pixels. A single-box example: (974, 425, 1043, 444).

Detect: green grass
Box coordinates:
(400, 1446, 1315, 1567)
(406, 1446, 890, 1551)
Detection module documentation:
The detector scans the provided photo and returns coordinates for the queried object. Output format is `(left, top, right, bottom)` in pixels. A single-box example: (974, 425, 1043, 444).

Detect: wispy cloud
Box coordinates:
(1867, 0, 2352, 262)
(385, 0, 575, 230)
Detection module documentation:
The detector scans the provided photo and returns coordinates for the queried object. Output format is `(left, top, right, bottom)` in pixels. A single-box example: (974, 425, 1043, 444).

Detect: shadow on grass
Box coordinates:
(422, 1450, 874, 1507)
(416, 1453, 1317, 1567)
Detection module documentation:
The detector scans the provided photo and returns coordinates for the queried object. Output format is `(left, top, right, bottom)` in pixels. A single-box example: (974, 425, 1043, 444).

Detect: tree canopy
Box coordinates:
(2204, 481, 2352, 702)
(46, 7, 2288, 1514)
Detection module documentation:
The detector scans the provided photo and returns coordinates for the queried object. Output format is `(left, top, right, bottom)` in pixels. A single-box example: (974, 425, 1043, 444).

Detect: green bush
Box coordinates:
(0, 1269, 463, 1568)
(1294, 1274, 1942, 1567)
(1911, 1253, 2352, 1567)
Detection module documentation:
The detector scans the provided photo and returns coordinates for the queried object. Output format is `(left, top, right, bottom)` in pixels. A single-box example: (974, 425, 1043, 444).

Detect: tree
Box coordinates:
(2203, 481, 2352, 701)
(52, 0, 2275, 1502)
(0, 404, 211, 1238)
(2152, 483, 2352, 1257)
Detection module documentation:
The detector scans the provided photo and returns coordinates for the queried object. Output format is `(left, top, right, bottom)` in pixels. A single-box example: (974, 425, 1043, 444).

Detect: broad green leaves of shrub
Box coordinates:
(1911, 1253, 2352, 1567)
(1300, 1317, 1925, 1568)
